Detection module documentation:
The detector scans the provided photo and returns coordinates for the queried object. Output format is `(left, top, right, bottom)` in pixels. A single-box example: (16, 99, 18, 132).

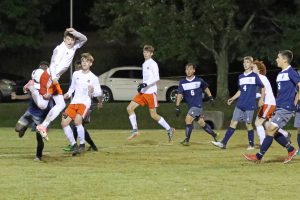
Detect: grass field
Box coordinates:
(0, 127, 299, 200)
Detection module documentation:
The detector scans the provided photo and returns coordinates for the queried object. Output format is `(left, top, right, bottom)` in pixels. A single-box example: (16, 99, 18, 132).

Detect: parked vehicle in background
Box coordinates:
(0, 73, 27, 102)
(99, 66, 178, 103)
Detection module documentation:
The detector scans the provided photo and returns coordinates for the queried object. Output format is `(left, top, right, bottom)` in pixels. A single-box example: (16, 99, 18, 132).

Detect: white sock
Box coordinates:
(30, 88, 49, 110)
(76, 124, 85, 145)
(42, 95, 65, 128)
(129, 114, 138, 130)
(63, 126, 76, 145)
(256, 125, 265, 145)
(278, 128, 288, 137)
(158, 117, 171, 131)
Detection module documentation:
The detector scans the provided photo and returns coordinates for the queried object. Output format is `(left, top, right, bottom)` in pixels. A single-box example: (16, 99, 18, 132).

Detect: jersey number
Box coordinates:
(243, 85, 247, 91)
(277, 82, 281, 90)
(191, 90, 195, 96)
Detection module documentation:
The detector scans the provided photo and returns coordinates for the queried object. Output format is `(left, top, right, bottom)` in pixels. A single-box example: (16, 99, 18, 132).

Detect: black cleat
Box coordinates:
(70, 144, 79, 156)
(180, 139, 190, 146)
(78, 144, 85, 154)
(87, 145, 98, 151)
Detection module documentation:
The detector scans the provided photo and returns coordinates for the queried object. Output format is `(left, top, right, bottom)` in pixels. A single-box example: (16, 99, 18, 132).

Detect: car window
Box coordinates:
(111, 69, 142, 79)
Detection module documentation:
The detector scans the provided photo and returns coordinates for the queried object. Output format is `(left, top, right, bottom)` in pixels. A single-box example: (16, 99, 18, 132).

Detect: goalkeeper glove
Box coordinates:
(137, 83, 147, 93)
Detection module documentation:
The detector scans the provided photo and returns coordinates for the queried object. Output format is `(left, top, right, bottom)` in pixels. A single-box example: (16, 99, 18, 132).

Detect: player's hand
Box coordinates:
(43, 93, 51, 100)
(175, 106, 181, 117)
(66, 28, 75, 33)
(227, 98, 233, 105)
(52, 78, 59, 85)
(11, 92, 16, 100)
(137, 83, 147, 93)
(208, 96, 215, 106)
(63, 93, 70, 100)
(296, 101, 300, 112)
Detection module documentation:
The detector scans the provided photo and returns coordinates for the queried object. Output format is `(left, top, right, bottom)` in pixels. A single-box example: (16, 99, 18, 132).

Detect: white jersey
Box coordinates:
(49, 31, 87, 81)
(141, 58, 160, 94)
(66, 70, 102, 107)
(258, 74, 276, 105)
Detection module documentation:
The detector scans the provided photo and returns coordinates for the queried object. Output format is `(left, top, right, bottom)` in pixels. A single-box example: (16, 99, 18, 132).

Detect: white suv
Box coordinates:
(99, 66, 178, 103)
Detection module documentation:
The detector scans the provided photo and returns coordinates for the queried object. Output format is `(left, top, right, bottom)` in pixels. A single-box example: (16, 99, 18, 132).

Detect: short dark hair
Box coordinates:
(64, 31, 76, 40)
(39, 61, 49, 70)
(279, 50, 293, 64)
(185, 63, 196, 70)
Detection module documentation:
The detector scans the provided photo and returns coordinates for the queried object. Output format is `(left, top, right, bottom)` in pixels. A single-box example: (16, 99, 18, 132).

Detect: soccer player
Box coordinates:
(25, 28, 87, 140)
(244, 50, 299, 163)
(212, 56, 265, 149)
(126, 44, 175, 142)
(61, 53, 103, 155)
(13, 62, 54, 161)
(175, 63, 219, 146)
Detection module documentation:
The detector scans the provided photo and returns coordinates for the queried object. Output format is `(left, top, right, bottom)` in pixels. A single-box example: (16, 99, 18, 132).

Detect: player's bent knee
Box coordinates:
(15, 122, 28, 137)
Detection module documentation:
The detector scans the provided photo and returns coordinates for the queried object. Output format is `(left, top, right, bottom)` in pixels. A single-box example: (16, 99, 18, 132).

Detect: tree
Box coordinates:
(91, 0, 300, 99)
(0, 0, 58, 49)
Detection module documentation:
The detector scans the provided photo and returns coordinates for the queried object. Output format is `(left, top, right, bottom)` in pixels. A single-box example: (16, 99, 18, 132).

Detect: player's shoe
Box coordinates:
(127, 129, 139, 141)
(87, 145, 98, 151)
(78, 144, 85, 154)
(33, 156, 42, 162)
(211, 141, 226, 149)
(36, 124, 49, 141)
(23, 80, 34, 93)
(243, 154, 261, 163)
(167, 128, 175, 143)
(246, 145, 255, 150)
(71, 144, 79, 156)
(297, 150, 300, 156)
(212, 132, 220, 142)
(180, 139, 190, 146)
(283, 148, 298, 164)
(63, 144, 72, 152)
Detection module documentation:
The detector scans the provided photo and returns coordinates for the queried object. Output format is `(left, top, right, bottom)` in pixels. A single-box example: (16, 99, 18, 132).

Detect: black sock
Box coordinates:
(257, 135, 273, 159)
(248, 129, 254, 147)
(274, 133, 294, 152)
(85, 128, 96, 147)
(36, 132, 44, 158)
(185, 124, 193, 142)
(203, 124, 216, 137)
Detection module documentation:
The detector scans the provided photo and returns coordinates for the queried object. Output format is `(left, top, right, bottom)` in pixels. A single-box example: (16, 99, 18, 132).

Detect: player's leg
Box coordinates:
(35, 131, 44, 161)
(255, 117, 266, 145)
(15, 111, 31, 138)
(127, 100, 140, 140)
(74, 114, 85, 153)
(61, 107, 78, 155)
(197, 117, 219, 141)
(180, 114, 194, 146)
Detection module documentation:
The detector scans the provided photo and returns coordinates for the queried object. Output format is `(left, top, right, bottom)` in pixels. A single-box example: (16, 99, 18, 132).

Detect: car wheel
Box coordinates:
(166, 86, 178, 103)
(101, 86, 113, 103)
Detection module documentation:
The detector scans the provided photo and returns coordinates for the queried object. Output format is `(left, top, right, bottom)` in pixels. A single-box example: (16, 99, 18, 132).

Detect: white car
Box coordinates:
(99, 66, 178, 103)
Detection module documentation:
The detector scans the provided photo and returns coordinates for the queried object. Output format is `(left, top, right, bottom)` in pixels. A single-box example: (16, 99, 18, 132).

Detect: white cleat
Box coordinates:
(211, 141, 226, 149)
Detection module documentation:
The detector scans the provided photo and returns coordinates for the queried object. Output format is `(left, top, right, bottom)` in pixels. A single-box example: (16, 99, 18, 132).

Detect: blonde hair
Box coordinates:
(243, 56, 253, 63)
(143, 45, 154, 52)
(81, 52, 94, 63)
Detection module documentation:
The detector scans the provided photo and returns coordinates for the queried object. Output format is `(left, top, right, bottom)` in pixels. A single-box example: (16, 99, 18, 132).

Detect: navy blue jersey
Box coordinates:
(178, 76, 208, 108)
(236, 71, 264, 111)
(276, 66, 300, 111)
(28, 99, 54, 118)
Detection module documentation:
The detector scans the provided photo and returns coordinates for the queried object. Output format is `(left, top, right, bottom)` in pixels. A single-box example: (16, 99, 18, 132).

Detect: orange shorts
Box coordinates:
(65, 104, 88, 120)
(39, 70, 63, 95)
(257, 104, 276, 119)
(133, 93, 158, 109)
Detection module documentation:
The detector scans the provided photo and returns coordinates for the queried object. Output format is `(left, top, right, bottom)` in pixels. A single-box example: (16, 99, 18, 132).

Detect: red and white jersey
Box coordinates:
(141, 58, 160, 94)
(258, 74, 276, 105)
(66, 70, 102, 107)
(49, 31, 87, 81)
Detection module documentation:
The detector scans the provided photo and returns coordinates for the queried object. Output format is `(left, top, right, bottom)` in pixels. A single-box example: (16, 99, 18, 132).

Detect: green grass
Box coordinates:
(0, 128, 299, 200)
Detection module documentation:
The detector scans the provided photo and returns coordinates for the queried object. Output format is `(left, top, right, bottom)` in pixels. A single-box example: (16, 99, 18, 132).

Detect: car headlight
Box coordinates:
(1, 79, 16, 85)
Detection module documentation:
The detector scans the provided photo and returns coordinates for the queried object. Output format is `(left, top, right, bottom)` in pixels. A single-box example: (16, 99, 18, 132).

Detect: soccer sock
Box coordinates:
(158, 117, 171, 131)
(185, 124, 193, 142)
(222, 127, 235, 145)
(256, 125, 265, 145)
(42, 95, 66, 127)
(36, 132, 44, 158)
(76, 124, 85, 145)
(278, 128, 288, 138)
(85, 128, 96, 147)
(129, 114, 137, 130)
(257, 135, 273, 159)
(248, 129, 254, 147)
(202, 124, 217, 137)
(63, 125, 76, 145)
(274, 133, 294, 152)
(298, 132, 300, 148)
(70, 123, 78, 140)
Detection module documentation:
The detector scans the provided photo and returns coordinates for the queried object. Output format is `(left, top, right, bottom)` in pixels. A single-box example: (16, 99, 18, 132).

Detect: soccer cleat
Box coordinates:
(87, 145, 98, 151)
(127, 129, 139, 141)
(63, 144, 72, 152)
(180, 139, 190, 146)
(70, 144, 79, 156)
(23, 80, 34, 93)
(78, 144, 85, 154)
(36, 124, 49, 141)
(246, 145, 255, 150)
(297, 150, 300, 156)
(211, 141, 226, 149)
(283, 149, 298, 164)
(243, 154, 261, 163)
(33, 156, 42, 162)
(167, 128, 175, 143)
(212, 132, 220, 142)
